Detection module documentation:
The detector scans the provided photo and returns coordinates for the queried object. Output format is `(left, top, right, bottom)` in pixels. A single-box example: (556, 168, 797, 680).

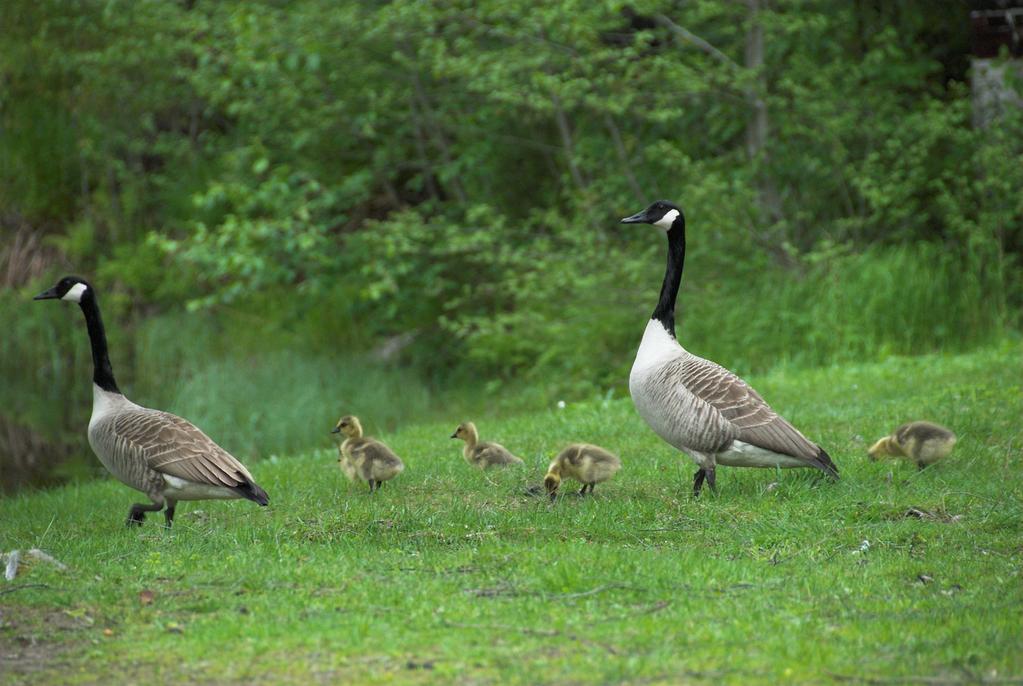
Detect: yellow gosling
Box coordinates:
(868, 421, 956, 470)
(331, 415, 404, 492)
(451, 421, 525, 469)
(544, 443, 621, 501)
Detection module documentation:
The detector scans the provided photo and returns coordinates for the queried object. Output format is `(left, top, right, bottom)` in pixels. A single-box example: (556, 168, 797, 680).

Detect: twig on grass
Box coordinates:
(596, 599, 672, 625)
(442, 620, 620, 655)
(0, 583, 51, 596)
(466, 582, 637, 601)
(627, 669, 735, 684)
(546, 583, 632, 600)
(827, 671, 1023, 685)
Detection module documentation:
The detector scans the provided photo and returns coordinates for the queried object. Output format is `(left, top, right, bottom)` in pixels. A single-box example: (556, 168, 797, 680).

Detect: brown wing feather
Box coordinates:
(350, 438, 403, 467)
(679, 356, 820, 461)
(475, 442, 522, 465)
(111, 409, 254, 487)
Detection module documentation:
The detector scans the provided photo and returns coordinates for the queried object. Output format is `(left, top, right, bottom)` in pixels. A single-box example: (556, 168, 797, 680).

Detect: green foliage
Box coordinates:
(1, 347, 1020, 683)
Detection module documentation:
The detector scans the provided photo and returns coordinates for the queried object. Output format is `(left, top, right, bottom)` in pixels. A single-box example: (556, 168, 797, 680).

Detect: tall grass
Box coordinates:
(159, 352, 439, 460)
(680, 242, 1016, 375)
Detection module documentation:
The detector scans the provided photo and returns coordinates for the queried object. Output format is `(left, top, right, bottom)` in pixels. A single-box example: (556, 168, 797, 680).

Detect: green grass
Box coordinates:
(1, 345, 1021, 684)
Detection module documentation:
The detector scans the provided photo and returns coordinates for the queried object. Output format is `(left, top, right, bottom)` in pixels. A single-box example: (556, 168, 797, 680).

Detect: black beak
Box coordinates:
(331, 427, 340, 434)
(620, 210, 649, 224)
(33, 286, 60, 301)
(450, 433, 458, 439)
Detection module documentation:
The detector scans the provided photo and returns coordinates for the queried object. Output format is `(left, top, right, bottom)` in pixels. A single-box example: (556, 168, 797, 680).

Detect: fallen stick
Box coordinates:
(442, 620, 620, 655)
(0, 583, 50, 596)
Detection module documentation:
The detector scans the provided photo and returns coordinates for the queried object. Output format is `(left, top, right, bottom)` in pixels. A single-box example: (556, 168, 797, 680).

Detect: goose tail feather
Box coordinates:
(814, 447, 839, 480)
(234, 480, 270, 505)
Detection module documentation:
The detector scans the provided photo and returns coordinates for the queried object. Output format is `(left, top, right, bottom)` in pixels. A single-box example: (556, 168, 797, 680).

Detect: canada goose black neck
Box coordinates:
(79, 291, 120, 394)
(654, 217, 686, 338)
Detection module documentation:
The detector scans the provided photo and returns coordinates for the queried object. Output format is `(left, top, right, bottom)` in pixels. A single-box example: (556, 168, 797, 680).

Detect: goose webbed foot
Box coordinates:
(126, 501, 163, 527)
(126, 509, 145, 527)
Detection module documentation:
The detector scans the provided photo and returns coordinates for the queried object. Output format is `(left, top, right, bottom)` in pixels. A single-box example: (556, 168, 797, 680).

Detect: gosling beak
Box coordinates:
(620, 210, 649, 224)
(33, 286, 60, 301)
(331, 427, 340, 434)
(549, 491, 558, 503)
(450, 433, 458, 439)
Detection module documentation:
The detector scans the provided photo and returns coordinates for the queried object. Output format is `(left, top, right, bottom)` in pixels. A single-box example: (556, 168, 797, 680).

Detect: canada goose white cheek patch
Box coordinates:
(61, 283, 88, 302)
(654, 209, 679, 230)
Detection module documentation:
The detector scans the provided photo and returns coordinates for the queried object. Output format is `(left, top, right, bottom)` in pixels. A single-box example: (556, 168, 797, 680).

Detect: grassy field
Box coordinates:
(1, 344, 1021, 685)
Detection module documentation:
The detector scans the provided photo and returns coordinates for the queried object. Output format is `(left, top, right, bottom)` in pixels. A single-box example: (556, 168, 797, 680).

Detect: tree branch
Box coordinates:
(551, 91, 588, 193)
(602, 114, 645, 201)
(411, 71, 468, 204)
(654, 14, 742, 70)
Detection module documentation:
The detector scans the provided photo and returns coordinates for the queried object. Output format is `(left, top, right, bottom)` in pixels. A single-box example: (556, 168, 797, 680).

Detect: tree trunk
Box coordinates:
(744, 0, 782, 224)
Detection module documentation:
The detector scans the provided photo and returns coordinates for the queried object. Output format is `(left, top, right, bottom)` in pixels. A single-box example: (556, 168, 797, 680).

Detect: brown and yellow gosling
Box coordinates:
(331, 415, 404, 492)
(451, 421, 525, 469)
(544, 444, 621, 501)
(868, 421, 956, 470)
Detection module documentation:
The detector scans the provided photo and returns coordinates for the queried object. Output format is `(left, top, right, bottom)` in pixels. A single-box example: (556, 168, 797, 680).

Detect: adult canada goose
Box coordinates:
(621, 202, 838, 495)
(450, 421, 525, 469)
(544, 444, 621, 501)
(868, 421, 956, 469)
(33, 276, 269, 527)
(331, 415, 404, 492)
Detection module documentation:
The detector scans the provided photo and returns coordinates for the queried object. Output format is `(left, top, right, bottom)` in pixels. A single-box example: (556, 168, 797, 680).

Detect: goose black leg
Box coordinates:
(692, 469, 706, 497)
(705, 466, 717, 493)
(917, 461, 927, 471)
(126, 500, 163, 527)
(578, 484, 588, 496)
(164, 499, 177, 528)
